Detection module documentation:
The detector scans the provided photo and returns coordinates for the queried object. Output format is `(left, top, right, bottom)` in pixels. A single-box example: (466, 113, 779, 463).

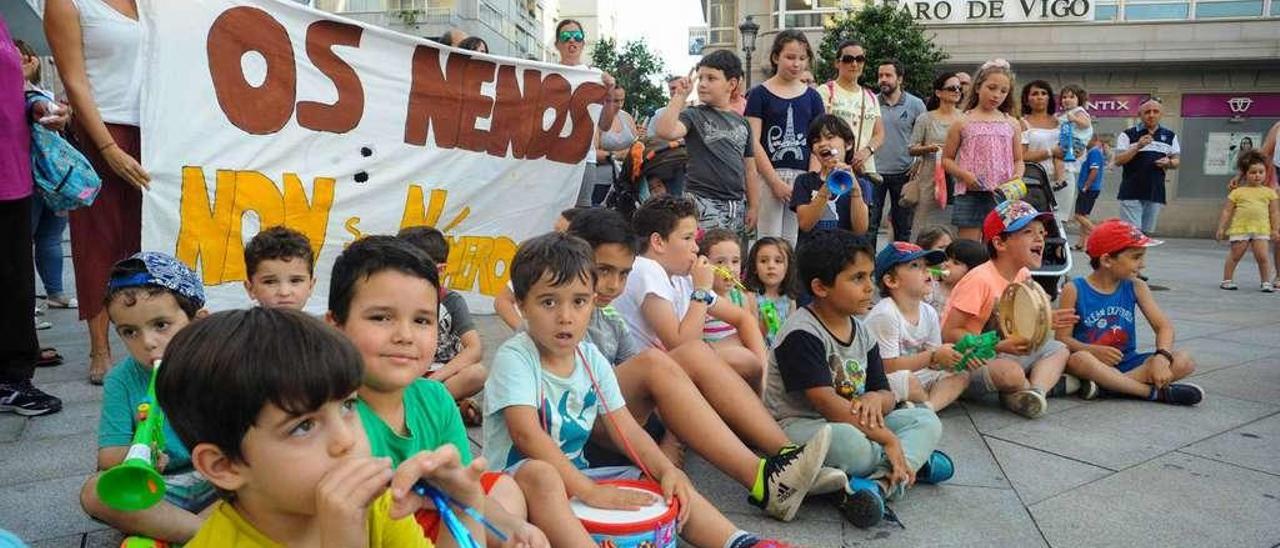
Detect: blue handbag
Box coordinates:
(26, 91, 102, 212)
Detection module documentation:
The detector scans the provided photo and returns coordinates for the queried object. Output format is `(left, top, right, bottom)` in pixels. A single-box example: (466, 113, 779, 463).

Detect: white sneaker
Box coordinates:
(1003, 389, 1047, 419)
(1262, 282, 1275, 293)
(809, 467, 848, 496)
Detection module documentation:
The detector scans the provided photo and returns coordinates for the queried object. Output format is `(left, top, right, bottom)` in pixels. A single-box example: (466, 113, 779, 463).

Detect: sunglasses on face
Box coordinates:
(939, 85, 964, 93)
(558, 30, 585, 43)
(839, 54, 867, 64)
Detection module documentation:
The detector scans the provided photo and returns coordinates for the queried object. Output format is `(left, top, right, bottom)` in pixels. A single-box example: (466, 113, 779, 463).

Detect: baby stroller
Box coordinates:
(606, 138, 687, 217)
(1021, 162, 1073, 300)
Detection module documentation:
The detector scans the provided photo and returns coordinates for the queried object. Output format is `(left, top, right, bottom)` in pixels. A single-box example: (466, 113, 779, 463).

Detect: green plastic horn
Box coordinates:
(98, 362, 167, 512)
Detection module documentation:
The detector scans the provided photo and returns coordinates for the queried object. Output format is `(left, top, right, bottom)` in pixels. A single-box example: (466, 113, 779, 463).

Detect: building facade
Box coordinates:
(315, 0, 559, 61)
(705, 0, 1280, 237)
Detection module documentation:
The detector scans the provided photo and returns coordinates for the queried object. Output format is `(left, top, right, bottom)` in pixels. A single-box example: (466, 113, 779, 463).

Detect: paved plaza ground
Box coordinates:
(2, 237, 1278, 547)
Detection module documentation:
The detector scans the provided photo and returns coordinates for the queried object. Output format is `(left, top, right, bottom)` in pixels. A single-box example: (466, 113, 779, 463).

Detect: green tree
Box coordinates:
(813, 4, 948, 98)
(590, 37, 667, 122)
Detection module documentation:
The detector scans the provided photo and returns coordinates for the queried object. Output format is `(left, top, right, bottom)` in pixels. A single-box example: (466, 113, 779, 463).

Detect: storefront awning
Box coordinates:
(1, 1, 49, 56)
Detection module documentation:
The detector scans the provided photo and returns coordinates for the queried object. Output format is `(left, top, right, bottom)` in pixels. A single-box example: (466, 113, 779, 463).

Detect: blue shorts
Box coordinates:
(952, 192, 997, 228)
(1117, 352, 1153, 374)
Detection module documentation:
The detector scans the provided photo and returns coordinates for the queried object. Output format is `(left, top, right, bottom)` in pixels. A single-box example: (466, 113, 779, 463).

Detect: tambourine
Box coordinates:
(996, 280, 1053, 349)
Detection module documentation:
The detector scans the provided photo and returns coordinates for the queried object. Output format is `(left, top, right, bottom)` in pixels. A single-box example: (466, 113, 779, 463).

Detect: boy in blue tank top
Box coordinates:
(1055, 219, 1203, 405)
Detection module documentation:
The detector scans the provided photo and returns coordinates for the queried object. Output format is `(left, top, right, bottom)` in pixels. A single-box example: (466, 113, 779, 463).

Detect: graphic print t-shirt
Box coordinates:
(766, 307, 889, 424)
(745, 85, 825, 172)
(1071, 277, 1139, 361)
(680, 105, 754, 201)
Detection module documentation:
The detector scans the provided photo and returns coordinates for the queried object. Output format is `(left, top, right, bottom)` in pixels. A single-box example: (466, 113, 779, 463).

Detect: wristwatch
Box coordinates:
(690, 289, 716, 306)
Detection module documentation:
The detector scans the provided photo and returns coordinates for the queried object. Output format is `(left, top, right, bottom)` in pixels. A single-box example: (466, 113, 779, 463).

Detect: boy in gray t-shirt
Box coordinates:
(767, 229, 948, 529)
(653, 50, 757, 233)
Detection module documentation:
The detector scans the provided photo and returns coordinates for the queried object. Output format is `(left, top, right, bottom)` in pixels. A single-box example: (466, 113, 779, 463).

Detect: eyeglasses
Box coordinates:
(839, 54, 867, 64)
(558, 30, 585, 43)
(939, 85, 964, 93)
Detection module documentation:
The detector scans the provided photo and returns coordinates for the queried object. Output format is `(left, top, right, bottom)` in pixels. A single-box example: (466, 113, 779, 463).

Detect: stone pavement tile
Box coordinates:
(1192, 358, 1280, 405)
(842, 484, 1046, 547)
(37, 379, 106, 406)
(985, 437, 1112, 505)
(21, 402, 100, 442)
(985, 395, 1277, 470)
(719, 509, 845, 546)
(0, 474, 100, 544)
(0, 434, 96, 488)
(26, 533, 83, 548)
(1149, 318, 1238, 341)
(961, 397, 1088, 436)
(1170, 336, 1279, 374)
(1031, 452, 1280, 548)
(1180, 413, 1280, 476)
(936, 408, 1008, 489)
(0, 414, 25, 443)
(82, 528, 127, 548)
(1199, 325, 1280, 349)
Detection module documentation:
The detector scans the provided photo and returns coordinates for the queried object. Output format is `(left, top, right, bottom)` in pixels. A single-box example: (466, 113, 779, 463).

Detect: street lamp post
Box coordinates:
(738, 15, 759, 88)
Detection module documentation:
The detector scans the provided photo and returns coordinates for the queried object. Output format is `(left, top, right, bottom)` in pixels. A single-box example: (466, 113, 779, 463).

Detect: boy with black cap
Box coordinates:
(1056, 219, 1202, 405)
(866, 242, 968, 412)
(941, 200, 1079, 418)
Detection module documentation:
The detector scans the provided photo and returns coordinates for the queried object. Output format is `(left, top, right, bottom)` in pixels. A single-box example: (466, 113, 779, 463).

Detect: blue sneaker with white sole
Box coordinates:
(915, 450, 954, 484)
(837, 477, 884, 528)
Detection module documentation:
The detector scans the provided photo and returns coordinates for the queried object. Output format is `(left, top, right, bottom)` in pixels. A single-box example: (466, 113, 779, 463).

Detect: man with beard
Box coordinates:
(872, 60, 926, 244)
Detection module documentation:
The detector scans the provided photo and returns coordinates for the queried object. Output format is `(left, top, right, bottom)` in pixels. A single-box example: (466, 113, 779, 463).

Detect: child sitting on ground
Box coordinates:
(914, 225, 954, 312)
(326, 236, 554, 546)
(866, 242, 969, 412)
(700, 229, 761, 354)
(928, 239, 988, 315)
(495, 207, 585, 331)
(242, 226, 316, 310)
(80, 253, 214, 544)
(484, 232, 795, 546)
(398, 226, 487, 424)
(1056, 219, 1203, 405)
(1216, 151, 1279, 292)
(745, 237, 800, 347)
(941, 200, 1077, 418)
(767, 229, 950, 529)
(156, 307, 485, 547)
(568, 208, 838, 520)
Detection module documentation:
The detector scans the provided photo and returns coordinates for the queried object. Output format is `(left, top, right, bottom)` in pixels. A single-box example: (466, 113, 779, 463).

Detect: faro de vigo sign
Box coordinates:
(890, 0, 1094, 23)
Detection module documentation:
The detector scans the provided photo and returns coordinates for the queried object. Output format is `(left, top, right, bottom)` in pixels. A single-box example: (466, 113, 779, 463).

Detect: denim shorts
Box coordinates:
(952, 192, 997, 228)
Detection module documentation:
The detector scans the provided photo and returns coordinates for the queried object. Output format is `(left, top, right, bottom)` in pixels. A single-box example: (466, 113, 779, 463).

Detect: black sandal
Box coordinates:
(37, 347, 63, 367)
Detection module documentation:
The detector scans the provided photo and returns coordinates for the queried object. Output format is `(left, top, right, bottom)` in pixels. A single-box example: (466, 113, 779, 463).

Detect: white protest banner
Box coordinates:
(139, 0, 606, 313)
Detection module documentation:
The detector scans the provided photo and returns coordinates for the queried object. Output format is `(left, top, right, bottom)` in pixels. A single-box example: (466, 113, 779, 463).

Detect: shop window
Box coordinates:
(1196, 0, 1263, 16)
(1123, 1, 1190, 19)
(1093, 2, 1119, 20)
(1272, 0, 1280, 13)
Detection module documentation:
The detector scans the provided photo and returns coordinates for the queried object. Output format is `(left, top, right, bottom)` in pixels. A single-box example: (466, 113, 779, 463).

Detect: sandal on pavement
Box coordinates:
(45, 295, 78, 309)
(37, 348, 63, 367)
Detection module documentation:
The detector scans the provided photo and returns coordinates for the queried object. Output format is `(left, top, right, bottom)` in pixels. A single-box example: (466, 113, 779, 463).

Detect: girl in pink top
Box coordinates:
(942, 59, 1024, 241)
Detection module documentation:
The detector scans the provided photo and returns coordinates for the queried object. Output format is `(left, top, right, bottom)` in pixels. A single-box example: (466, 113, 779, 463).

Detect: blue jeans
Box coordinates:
(868, 172, 915, 243)
(30, 198, 67, 297)
(1119, 200, 1163, 234)
(781, 407, 942, 479)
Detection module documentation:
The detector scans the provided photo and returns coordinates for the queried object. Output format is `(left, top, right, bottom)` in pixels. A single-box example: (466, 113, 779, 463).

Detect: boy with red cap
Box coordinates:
(941, 200, 1079, 418)
(1054, 219, 1202, 405)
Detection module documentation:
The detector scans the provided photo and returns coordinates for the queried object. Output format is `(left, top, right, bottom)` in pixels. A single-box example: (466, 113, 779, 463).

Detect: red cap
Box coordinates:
(1086, 218, 1163, 258)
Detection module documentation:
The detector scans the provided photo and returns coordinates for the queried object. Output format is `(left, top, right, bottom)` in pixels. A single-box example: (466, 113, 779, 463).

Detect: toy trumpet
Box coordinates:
(710, 265, 748, 292)
(818, 148, 857, 197)
(98, 362, 167, 512)
(928, 266, 950, 280)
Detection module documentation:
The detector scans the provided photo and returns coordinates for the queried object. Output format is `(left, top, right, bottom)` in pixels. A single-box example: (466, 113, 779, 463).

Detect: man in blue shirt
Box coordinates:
(872, 59, 926, 244)
(1114, 100, 1180, 234)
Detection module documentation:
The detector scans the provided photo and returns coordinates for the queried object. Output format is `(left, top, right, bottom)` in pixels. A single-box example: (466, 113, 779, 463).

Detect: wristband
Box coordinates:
(1154, 349, 1174, 364)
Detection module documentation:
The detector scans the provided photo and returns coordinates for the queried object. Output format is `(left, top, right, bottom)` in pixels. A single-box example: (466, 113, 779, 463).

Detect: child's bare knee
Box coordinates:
(1172, 351, 1196, 377)
(514, 460, 565, 493)
(79, 474, 106, 517)
(988, 360, 1027, 391)
(487, 474, 526, 518)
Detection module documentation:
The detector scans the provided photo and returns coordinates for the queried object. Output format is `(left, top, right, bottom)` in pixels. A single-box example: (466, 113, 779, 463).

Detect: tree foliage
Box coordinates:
(813, 4, 949, 98)
(590, 37, 668, 121)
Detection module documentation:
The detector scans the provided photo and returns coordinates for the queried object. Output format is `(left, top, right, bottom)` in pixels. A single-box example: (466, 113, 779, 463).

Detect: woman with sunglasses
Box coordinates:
(907, 72, 966, 235)
(816, 40, 884, 185)
(554, 19, 622, 206)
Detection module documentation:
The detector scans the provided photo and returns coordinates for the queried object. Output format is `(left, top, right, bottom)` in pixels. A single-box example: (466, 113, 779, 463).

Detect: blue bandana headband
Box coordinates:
(107, 252, 206, 309)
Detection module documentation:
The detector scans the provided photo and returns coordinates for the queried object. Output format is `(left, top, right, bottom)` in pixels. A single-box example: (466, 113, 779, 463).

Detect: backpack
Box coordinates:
(26, 91, 101, 212)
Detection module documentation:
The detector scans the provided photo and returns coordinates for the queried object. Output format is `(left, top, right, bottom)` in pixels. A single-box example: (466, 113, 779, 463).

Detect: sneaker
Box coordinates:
(915, 450, 955, 484)
(810, 467, 848, 496)
(1078, 379, 1100, 400)
(0, 381, 63, 416)
(34, 319, 52, 330)
(751, 424, 831, 521)
(1157, 383, 1204, 406)
(1002, 388, 1047, 418)
(1262, 282, 1275, 293)
(837, 477, 884, 528)
(1048, 375, 1081, 397)
(1220, 280, 1238, 290)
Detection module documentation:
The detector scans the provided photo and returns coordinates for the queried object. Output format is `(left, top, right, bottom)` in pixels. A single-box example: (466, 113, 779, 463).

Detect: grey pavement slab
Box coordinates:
(1180, 413, 1280, 476)
(20, 402, 100, 442)
(986, 394, 1278, 470)
(1031, 452, 1280, 548)
(718, 510, 846, 546)
(935, 408, 1008, 489)
(0, 434, 96, 488)
(961, 397, 1088, 436)
(1176, 336, 1280, 374)
(986, 437, 1112, 506)
(1201, 324, 1280, 349)
(0, 474, 99, 543)
(0, 414, 25, 443)
(842, 484, 1047, 547)
(1192, 357, 1280, 404)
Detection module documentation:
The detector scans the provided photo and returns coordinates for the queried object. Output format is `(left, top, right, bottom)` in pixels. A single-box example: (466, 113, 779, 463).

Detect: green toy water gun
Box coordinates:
(952, 331, 998, 372)
(98, 361, 167, 512)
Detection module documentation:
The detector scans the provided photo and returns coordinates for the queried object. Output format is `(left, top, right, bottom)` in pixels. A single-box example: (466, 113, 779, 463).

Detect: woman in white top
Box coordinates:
(1019, 80, 1073, 209)
(46, 0, 149, 384)
(553, 19, 622, 206)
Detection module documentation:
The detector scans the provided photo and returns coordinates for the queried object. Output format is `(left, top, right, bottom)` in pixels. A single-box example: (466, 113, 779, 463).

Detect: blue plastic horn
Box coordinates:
(827, 169, 855, 197)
